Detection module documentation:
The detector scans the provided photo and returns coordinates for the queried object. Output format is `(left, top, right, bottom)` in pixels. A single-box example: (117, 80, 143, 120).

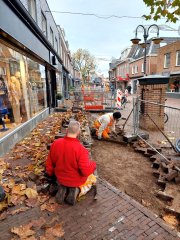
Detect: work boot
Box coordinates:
(65, 187, 80, 205)
(55, 185, 67, 204)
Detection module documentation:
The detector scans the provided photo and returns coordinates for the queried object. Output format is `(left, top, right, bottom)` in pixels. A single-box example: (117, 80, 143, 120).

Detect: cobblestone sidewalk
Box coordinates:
(0, 178, 179, 240)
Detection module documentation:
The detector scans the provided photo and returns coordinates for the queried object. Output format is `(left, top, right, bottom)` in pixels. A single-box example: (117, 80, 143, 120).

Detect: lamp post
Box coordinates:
(130, 24, 163, 76)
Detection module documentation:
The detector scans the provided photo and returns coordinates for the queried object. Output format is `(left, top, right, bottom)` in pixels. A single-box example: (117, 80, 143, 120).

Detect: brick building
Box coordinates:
(109, 46, 136, 92)
(157, 40, 180, 94)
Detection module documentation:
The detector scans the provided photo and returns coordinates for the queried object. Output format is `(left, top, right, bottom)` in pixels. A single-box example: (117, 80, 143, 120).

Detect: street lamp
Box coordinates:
(130, 24, 163, 75)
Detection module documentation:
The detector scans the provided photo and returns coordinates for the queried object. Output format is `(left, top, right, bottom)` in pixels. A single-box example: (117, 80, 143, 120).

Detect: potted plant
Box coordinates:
(56, 93, 63, 107)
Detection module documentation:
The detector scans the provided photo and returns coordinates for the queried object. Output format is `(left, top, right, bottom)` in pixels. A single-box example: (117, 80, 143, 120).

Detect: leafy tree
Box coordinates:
(72, 49, 96, 82)
(143, 0, 180, 23)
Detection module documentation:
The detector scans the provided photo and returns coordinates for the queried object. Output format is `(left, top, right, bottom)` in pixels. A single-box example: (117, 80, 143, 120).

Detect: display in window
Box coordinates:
(0, 42, 47, 138)
(0, 77, 9, 131)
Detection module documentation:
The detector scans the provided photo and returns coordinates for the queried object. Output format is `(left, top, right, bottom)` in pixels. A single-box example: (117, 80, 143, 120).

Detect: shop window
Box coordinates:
(28, 0, 37, 21)
(176, 51, 180, 66)
(41, 11, 47, 36)
(0, 42, 47, 139)
(164, 53, 170, 68)
(50, 27, 54, 47)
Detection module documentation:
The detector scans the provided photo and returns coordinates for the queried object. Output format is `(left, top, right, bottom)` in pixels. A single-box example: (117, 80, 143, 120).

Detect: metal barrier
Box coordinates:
(67, 89, 116, 111)
(133, 97, 180, 157)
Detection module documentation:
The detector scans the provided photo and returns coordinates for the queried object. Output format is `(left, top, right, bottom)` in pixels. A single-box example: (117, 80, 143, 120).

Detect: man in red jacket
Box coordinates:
(46, 120, 96, 205)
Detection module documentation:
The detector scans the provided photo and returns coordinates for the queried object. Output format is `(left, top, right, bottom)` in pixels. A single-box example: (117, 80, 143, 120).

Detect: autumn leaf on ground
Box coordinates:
(25, 198, 38, 208)
(7, 179, 15, 189)
(31, 217, 46, 230)
(42, 216, 59, 229)
(11, 223, 35, 239)
(26, 165, 35, 171)
(44, 223, 64, 238)
(25, 188, 38, 199)
(10, 195, 22, 206)
(0, 211, 8, 220)
(10, 207, 29, 215)
(20, 237, 37, 240)
(40, 202, 59, 212)
(0, 200, 8, 212)
(38, 195, 49, 204)
(163, 214, 179, 228)
(12, 184, 26, 195)
(141, 199, 151, 207)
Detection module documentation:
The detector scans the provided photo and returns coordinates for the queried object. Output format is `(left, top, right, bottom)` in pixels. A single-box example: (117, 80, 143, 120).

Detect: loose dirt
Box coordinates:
(92, 140, 167, 217)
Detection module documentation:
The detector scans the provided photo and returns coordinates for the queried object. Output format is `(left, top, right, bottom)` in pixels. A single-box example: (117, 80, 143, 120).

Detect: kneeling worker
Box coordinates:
(94, 112, 121, 140)
(46, 120, 96, 205)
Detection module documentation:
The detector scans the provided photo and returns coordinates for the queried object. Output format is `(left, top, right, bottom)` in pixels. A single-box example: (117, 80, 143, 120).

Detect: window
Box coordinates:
(132, 66, 134, 74)
(164, 53, 170, 68)
(135, 65, 138, 73)
(0, 42, 47, 139)
(141, 63, 144, 73)
(55, 37, 58, 53)
(50, 27, 54, 47)
(28, 0, 37, 21)
(41, 12, 47, 36)
(176, 51, 180, 66)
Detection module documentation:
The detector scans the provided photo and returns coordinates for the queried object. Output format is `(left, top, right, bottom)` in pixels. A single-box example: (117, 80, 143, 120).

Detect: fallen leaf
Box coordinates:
(25, 188, 38, 199)
(163, 214, 179, 227)
(38, 195, 49, 204)
(12, 184, 26, 195)
(31, 217, 46, 229)
(42, 216, 59, 228)
(10, 207, 29, 215)
(22, 237, 37, 240)
(45, 223, 64, 237)
(25, 198, 38, 208)
(40, 202, 59, 212)
(11, 223, 35, 239)
(0, 211, 8, 220)
(0, 200, 8, 211)
(27, 165, 35, 171)
(34, 143, 41, 147)
(10, 195, 21, 206)
(8, 179, 15, 189)
(141, 199, 151, 207)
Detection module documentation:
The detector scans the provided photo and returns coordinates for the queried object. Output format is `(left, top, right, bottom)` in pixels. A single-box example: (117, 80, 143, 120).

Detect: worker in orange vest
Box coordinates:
(93, 112, 121, 139)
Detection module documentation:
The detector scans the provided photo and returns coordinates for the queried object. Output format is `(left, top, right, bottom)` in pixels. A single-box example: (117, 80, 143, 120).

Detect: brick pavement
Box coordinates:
(0, 178, 179, 240)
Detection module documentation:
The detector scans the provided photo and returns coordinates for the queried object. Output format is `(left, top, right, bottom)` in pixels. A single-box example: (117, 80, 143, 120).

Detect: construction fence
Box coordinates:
(133, 97, 180, 156)
(69, 89, 117, 111)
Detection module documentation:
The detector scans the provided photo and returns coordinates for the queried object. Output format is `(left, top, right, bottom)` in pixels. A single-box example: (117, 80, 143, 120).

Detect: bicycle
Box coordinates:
(121, 95, 128, 109)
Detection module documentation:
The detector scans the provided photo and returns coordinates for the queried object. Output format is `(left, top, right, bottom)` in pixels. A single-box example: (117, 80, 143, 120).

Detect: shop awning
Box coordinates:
(117, 74, 129, 81)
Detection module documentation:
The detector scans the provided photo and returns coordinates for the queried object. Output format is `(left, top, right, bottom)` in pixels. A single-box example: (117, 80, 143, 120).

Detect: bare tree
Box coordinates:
(72, 49, 96, 82)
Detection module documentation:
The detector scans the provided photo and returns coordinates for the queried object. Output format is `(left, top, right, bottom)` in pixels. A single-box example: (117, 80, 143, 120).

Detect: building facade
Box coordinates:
(156, 40, 180, 94)
(129, 37, 180, 94)
(0, 0, 72, 155)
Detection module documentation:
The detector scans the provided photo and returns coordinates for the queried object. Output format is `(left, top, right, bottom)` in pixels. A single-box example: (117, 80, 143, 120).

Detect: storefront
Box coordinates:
(167, 74, 180, 93)
(0, 0, 62, 155)
(0, 41, 48, 136)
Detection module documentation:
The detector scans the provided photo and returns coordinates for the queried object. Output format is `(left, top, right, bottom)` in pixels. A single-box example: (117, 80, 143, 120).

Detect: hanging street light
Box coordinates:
(130, 24, 163, 75)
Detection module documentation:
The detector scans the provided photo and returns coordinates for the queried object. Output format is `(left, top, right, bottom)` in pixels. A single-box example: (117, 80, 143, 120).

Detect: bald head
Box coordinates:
(67, 120, 80, 137)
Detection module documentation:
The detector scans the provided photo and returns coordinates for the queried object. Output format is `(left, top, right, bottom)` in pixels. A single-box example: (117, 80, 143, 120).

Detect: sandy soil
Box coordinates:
(91, 140, 167, 217)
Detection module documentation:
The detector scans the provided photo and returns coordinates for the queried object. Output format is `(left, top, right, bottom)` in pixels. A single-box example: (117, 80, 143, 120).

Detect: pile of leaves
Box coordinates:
(0, 112, 66, 239)
(0, 110, 91, 239)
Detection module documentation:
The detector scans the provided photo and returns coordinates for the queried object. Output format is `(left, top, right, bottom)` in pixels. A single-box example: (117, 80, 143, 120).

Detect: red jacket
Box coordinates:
(46, 137, 96, 187)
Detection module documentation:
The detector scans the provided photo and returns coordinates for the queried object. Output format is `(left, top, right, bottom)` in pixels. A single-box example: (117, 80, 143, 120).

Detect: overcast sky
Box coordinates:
(47, 0, 179, 76)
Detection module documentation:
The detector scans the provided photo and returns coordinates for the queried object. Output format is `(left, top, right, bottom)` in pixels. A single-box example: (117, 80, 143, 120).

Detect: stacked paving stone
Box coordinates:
(133, 140, 180, 216)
